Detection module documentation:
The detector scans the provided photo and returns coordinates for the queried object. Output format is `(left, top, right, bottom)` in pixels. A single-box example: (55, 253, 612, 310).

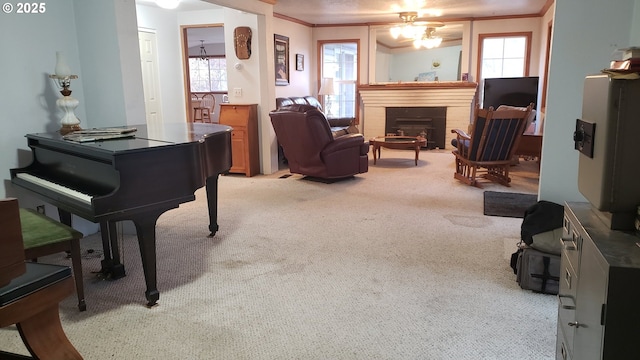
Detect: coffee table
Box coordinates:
(369, 136, 427, 166)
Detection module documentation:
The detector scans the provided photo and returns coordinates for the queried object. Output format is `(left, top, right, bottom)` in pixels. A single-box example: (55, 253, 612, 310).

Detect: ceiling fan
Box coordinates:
(389, 11, 443, 40)
(412, 26, 443, 49)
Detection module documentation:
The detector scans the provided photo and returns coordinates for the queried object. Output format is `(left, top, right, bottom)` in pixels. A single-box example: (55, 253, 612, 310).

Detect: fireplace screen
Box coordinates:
(385, 107, 446, 149)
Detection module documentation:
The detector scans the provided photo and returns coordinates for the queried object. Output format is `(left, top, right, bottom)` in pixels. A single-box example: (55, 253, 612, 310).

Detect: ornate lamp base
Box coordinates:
(56, 93, 81, 135)
(60, 123, 82, 135)
(50, 74, 81, 135)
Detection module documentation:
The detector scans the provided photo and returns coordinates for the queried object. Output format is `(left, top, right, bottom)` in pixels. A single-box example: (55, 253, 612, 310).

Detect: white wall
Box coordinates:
(273, 18, 314, 100)
(388, 45, 462, 82)
(538, 0, 636, 204)
(0, 0, 142, 234)
(633, 2, 640, 43)
(1, 0, 85, 202)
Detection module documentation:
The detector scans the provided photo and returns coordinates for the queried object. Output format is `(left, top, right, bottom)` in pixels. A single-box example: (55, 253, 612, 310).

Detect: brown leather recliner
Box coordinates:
(276, 96, 355, 136)
(269, 106, 369, 180)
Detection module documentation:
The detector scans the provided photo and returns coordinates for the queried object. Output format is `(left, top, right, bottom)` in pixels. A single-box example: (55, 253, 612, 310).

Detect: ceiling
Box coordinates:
(137, 0, 551, 49)
(271, 0, 550, 26)
(139, 0, 550, 25)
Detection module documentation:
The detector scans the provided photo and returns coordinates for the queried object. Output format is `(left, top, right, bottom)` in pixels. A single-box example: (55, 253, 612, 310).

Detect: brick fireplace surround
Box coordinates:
(358, 82, 478, 149)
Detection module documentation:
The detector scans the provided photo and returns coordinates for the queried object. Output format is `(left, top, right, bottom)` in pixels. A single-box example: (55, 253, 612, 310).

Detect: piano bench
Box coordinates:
(0, 262, 83, 359)
(19, 209, 86, 312)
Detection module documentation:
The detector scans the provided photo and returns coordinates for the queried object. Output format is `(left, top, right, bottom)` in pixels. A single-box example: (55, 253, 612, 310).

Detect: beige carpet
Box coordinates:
(0, 150, 555, 359)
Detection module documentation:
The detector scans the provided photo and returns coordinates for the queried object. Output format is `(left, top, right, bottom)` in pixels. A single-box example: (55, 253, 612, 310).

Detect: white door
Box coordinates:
(138, 30, 162, 126)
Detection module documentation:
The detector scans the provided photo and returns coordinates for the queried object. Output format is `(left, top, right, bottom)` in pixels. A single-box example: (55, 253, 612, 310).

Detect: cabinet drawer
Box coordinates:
(219, 105, 250, 126)
(556, 328, 572, 360)
(560, 214, 581, 271)
(560, 247, 578, 295)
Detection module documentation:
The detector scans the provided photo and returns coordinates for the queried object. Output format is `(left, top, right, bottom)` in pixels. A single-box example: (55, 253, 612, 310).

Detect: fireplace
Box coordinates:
(385, 107, 447, 149)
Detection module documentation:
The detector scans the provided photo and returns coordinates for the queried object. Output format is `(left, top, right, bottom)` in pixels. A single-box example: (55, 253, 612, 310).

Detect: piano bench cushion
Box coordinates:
(19, 209, 83, 250)
(0, 262, 72, 306)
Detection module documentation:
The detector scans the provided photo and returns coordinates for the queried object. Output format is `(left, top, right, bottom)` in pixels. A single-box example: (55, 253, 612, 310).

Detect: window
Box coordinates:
(478, 32, 531, 80)
(189, 57, 227, 92)
(319, 41, 359, 122)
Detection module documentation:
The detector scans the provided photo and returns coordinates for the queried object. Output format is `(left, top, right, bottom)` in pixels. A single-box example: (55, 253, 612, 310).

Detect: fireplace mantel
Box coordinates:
(359, 82, 478, 148)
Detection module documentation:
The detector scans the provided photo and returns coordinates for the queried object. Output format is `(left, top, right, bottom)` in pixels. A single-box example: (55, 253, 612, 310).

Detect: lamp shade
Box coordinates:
(318, 77, 335, 96)
(54, 51, 71, 77)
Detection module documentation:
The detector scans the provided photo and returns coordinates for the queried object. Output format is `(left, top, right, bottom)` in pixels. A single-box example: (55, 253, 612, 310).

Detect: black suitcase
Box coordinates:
(515, 246, 560, 294)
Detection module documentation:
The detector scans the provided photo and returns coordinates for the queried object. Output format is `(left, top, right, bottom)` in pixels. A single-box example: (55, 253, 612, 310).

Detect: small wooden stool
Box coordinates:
(19, 209, 86, 312)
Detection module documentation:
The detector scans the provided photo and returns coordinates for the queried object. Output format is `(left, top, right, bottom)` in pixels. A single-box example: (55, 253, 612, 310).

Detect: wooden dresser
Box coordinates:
(218, 104, 259, 176)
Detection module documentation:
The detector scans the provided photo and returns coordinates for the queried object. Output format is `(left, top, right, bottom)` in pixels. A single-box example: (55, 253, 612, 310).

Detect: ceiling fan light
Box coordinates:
(390, 26, 402, 39)
(422, 37, 442, 49)
(401, 25, 415, 39)
(155, 0, 180, 9)
(413, 38, 422, 49)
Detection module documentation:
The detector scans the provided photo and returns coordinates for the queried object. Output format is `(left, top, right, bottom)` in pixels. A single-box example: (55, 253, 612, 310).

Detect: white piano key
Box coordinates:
(15, 173, 93, 204)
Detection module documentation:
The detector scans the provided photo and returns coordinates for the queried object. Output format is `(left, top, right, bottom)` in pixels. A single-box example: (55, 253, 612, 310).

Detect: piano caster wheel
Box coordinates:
(145, 290, 160, 308)
(99, 261, 126, 280)
(109, 264, 126, 279)
(78, 300, 87, 312)
(208, 224, 219, 238)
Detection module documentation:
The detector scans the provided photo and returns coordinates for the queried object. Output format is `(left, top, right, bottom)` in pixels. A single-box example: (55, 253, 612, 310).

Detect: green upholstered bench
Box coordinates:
(19, 209, 85, 311)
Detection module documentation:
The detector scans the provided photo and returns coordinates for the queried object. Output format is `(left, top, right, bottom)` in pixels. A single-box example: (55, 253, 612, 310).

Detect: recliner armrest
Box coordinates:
(327, 117, 354, 128)
(322, 134, 366, 154)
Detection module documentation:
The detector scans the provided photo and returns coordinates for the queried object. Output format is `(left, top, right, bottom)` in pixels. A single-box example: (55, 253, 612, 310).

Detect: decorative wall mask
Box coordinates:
(234, 26, 252, 60)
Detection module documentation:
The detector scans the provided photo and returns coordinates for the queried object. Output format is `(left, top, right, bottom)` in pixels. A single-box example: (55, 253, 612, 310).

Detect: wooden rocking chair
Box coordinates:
(451, 103, 533, 187)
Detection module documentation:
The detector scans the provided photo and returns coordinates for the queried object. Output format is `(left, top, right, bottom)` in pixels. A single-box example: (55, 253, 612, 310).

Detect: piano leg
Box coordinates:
(58, 208, 72, 227)
(98, 222, 126, 279)
(205, 174, 220, 237)
(131, 213, 163, 307)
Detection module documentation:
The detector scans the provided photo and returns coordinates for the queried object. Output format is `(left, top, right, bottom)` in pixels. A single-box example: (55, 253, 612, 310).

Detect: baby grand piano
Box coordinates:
(10, 123, 233, 307)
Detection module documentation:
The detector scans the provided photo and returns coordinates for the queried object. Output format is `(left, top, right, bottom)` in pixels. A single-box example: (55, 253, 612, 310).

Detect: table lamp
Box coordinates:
(318, 77, 335, 118)
(49, 51, 81, 135)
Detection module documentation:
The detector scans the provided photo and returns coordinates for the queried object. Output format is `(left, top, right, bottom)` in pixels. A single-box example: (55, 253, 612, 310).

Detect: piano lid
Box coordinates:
(26, 123, 233, 153)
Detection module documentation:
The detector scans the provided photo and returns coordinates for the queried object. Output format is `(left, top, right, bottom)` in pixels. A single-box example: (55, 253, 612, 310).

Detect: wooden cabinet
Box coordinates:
(218, 104, 259, 176)
(556, 202, 640, 360)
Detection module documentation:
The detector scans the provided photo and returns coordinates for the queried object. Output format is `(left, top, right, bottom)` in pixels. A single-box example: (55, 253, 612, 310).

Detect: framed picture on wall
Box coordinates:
(274, 34, 289, 86)
(296, 54, 304, 71)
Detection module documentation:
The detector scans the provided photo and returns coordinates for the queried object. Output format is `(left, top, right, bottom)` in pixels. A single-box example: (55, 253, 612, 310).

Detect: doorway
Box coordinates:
(181, 25, 228, 123)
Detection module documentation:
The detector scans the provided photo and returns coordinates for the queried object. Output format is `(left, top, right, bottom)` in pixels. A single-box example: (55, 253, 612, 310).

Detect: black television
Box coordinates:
(482, 76, 539, 110)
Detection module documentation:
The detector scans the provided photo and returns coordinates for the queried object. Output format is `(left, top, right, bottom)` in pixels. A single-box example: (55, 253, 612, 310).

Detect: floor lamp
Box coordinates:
(318, 77, 335, 118)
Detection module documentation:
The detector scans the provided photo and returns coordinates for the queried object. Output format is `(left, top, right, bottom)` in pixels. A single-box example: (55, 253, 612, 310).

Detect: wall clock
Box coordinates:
(234, 26, 252, 60)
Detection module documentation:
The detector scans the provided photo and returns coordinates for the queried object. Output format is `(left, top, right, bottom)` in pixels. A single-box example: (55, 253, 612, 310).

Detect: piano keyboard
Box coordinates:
(15, 173, 93, 205)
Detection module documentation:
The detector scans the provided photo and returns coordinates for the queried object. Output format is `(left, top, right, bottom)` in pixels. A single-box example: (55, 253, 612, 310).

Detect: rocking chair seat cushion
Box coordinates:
(0, 263, 71, 306)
